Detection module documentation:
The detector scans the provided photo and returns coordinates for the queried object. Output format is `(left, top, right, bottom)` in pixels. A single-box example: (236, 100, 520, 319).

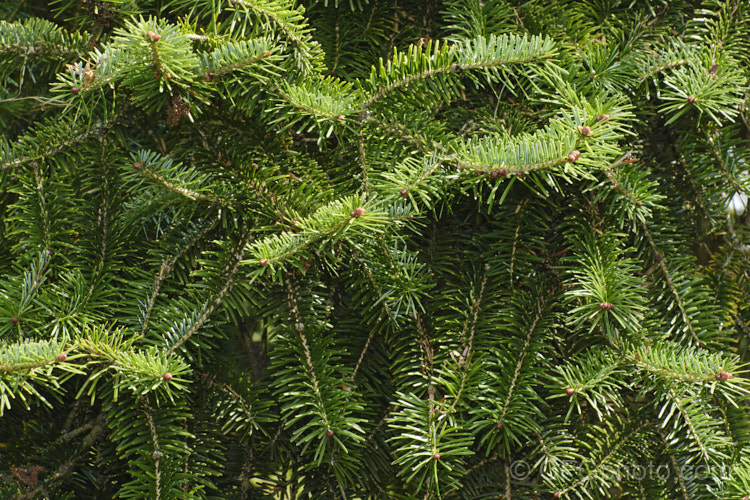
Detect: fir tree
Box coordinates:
(1, 0, 750, 498)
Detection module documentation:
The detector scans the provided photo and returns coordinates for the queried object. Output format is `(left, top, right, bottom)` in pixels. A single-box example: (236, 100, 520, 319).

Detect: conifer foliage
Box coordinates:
(2, 0, 750, 498)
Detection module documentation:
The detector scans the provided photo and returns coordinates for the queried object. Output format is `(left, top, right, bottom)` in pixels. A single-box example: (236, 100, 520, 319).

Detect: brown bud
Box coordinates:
(517, 171, 524, 179)
(565, 387, 575, 395)
(553, 494, 561, 499)
(259, 258, 268, 267)
(164, 73, 170, 79)
(163, 372, 173, 381)
(350, 210, 356, 217)
(354, 207, 366, 217)
(636, 201, 643, 207)
(71, 87, 80, 95)
(133, 161, 144, 170)
(433, 453, 440, 460)
(326, 429, 334, 437)
(497, 168, 507, 177)
(490, 170, 500, 178)
(400, 188, 409, 196)
(336, 115, 345, 122)
(599, 302, 614, 310)
(57, 353, 67, 362)
(147, 31, 161, 42)
(595, 114, 610, 122)
(10, 316, 18, 324)
(716, 371, 733, 381)
(408, 215, 414, 220)
(687, 96, 696, 104)
(496, 422, 503, 429)
(568, 150, 581, 163)
(579, 125, 592, 136)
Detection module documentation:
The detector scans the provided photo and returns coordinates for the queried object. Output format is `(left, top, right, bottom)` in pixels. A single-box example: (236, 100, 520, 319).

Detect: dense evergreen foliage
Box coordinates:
(1, 0, 750, 498)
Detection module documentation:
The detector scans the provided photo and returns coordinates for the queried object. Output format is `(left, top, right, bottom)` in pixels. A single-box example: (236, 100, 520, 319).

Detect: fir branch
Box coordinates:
(498, 293, 545, 423)
(637, 59, 691, 83)
(641, 224, 702, 345)
(364, 405, 393, 444)
(357, 131, 370, 197)
(283, 276, 329, 428)
(72, 140, 114, 323)
(555, 424, 644, 497)
(660, 431, 691, 500)
(704, 129, 747, 194)
(361, 60, 457, 109)
(599, 150, 641, 203)
(31, 164, 52, 250)
(48, 414, 107, 486)
(142, 402, 163, 500)
(0, 349, 62, 373)
(244, 195, 386, 269)
(448, 272, 487, 412)
(373, 118, 442, 154)
(508, 199, 529, 286)
(452, 121, 578, 176)
(668, 388, 709, 461)
(0, 115, 118, 171)
(230, 0, 309, 50)
(415, 311, 437, 444)
(17, 250, 49, 318)
(361, 34, 556, 109)
(165, 229, 252, 355)
(138, 164, 223, 204)
(140, 214, 220, 337)
(0, 339, 75, 415)
(200, 372, 257, 428)
(198, 39, 278, 81)
(667, 127, 711, 221)
(350, 322, 377, 382)
(0, 18, 87, 61)
(273, 77, 357, 123)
